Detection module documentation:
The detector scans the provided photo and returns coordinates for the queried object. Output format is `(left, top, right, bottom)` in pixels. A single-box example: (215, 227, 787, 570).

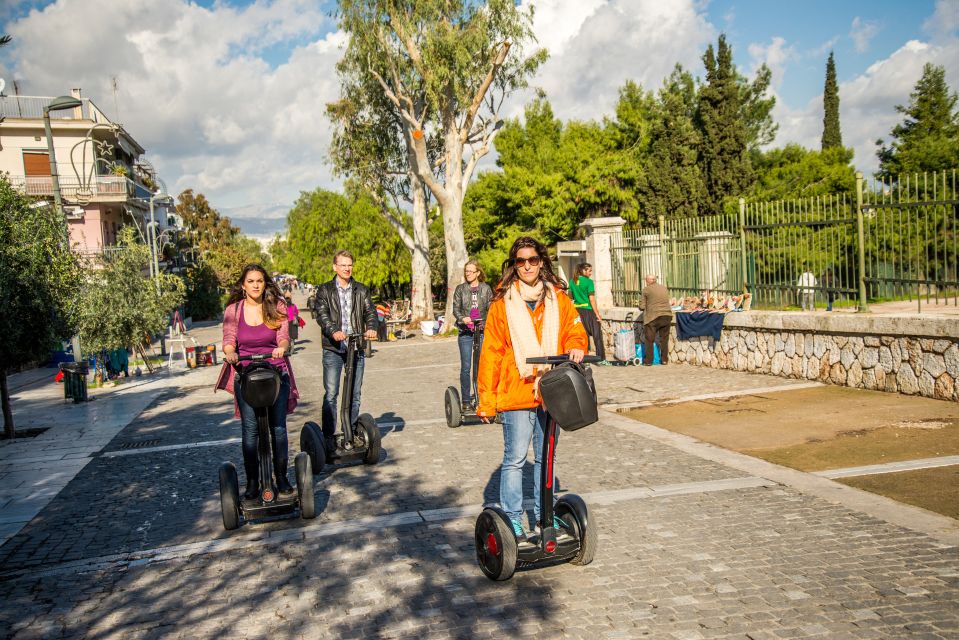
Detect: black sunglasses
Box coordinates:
(513, 256, 542, 268)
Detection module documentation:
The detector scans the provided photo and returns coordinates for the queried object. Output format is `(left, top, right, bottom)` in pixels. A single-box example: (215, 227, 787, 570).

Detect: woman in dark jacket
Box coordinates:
(452, 259, 493, 411)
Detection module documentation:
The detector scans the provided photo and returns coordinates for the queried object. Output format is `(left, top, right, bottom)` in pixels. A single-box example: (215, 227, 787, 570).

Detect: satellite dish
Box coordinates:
(0, 78, 5, 95)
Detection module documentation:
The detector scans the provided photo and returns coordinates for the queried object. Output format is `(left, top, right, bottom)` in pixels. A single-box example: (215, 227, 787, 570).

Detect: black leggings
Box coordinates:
(577, 308, 605, 360)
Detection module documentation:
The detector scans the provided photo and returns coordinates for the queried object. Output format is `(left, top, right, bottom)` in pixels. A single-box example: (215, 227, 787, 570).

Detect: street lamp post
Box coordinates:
(42, 96, 83, 248)
(42, 95, 84, 364)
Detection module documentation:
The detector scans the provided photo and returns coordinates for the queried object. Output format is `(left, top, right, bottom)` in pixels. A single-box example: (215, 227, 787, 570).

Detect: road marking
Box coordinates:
(0, 475, 777, 581)
(602, 381, 823, 412)
(814, 455, 959, 479)
(365, 363, 451, 373)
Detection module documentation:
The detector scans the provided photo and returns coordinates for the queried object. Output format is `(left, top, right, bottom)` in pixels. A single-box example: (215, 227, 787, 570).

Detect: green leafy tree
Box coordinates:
(750, 145, 855, 200)
(877, 63, 959, 178)
(77, 227, 185, 375)
(738, 62, 778, 151)
(0, 176, 81, 438)
(175, 189, 239, 252)
(639, 66, 707, 222)
(821, 52, 843, 150)
(270, 188, 411, 297)
(174, 189, 269, 317)
(336, 0, 546, 331)
(697, 35, 756, 215)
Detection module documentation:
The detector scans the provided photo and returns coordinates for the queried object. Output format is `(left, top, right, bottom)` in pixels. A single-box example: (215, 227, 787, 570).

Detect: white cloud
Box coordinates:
(924, 0, 959, 42)
(747, 36, 797, 89)
(2, 0, 340, 233)
(850, 16, 880, 53)
(523, 0, 714, 121)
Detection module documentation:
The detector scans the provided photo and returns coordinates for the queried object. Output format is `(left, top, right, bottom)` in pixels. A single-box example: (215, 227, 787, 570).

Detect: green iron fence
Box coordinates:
(611, 169, 959, 311)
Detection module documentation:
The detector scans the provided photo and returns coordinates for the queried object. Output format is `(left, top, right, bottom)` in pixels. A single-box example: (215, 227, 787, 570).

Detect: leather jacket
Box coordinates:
(315, 278, 378, 352)
(452, 281, 493, 332)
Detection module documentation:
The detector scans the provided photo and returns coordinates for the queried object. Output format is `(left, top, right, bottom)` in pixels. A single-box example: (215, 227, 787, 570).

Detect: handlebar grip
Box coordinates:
(525, 355, 603, 365)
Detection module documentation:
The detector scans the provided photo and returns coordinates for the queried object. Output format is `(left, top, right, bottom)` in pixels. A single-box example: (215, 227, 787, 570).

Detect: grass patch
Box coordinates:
(840, 466, 959, 520)
(745, 420, 959, 472)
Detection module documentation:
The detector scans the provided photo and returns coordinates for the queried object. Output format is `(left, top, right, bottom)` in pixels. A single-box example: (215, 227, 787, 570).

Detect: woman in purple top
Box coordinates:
(216, 264, 299, 500)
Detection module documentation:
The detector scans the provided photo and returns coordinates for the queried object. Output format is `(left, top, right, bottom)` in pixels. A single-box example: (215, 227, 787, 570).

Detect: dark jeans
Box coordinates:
(457, 329, 483, 404)
(235, 371, 290, 473)
(643, 316, 671, 365)
(322, 348, 366, 438)
(577, 308, 605, 360)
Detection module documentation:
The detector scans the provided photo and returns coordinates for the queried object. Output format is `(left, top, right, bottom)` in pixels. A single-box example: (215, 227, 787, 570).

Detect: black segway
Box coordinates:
(444, 320, 484, 428)
(218, 354, 315, 530)
(301, 334, 381, 471)
(474, 354, 601, 581)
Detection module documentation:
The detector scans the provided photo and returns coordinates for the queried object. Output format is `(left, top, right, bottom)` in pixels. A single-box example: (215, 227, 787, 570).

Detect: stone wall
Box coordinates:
(601, 309, 959, 402)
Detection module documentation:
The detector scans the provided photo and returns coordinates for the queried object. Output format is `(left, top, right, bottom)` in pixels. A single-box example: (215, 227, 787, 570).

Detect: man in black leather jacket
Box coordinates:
(315, 250, 379, 446)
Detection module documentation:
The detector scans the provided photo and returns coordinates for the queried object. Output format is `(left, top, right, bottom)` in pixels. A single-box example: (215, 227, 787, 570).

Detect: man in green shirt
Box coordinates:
(569, 262, 607, 362)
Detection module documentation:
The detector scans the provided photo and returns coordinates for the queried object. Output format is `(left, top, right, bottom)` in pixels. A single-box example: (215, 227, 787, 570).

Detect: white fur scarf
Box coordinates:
(504, 280, 561, 380)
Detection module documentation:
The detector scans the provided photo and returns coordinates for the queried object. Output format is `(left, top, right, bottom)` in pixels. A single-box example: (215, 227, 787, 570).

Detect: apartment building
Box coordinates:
(0, 88, 177, 256)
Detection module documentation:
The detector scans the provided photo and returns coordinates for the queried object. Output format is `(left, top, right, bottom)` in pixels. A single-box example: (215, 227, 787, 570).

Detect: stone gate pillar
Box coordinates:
(580, 216, 626, 312)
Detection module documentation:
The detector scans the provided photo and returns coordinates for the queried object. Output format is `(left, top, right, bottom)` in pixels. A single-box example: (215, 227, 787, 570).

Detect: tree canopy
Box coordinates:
(877, 63, 959, 178)
(0, 176, 81, 437)
(76, 227, 185, 358)
(269, 188, 411, 297)
(821, 52, 843, 150)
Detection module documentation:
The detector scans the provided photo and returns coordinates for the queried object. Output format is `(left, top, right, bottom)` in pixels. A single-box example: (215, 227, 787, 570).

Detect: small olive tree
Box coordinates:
(77, 227, 185, 373)
(0, 175, 81, 438)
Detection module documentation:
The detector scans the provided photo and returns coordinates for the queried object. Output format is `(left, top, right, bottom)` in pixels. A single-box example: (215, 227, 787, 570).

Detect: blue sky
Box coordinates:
(707, 0, 938, 104)
(0, 0, 955, 238)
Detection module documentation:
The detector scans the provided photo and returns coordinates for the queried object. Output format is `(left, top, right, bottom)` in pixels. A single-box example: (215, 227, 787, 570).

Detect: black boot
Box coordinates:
(276, 457, 294, 497)
(242, 449, 259, 500)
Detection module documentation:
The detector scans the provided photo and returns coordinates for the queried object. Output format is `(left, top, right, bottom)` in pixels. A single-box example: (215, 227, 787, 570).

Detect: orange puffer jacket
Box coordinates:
(477, 286, 588, 417)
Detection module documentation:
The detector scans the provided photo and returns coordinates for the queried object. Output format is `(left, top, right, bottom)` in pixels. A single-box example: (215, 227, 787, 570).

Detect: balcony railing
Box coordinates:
(8, 175, 135, 202)
(0, 96, 109, 122)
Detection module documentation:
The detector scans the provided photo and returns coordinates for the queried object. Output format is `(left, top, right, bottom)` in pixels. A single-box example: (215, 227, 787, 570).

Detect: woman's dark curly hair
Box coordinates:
(492, 236, 567, 302)
(225, 264, 287, 330)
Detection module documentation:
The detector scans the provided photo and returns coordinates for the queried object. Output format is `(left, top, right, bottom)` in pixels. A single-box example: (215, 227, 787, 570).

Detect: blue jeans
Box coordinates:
(457, 330, 483, 404)
(322, 348, 366, 438)
(235, 371, 290, 469)
(500, 407, 555, 526)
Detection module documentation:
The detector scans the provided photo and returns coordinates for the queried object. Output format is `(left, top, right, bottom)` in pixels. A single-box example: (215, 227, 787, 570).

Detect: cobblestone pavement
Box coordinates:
(1, 316, 958, 639)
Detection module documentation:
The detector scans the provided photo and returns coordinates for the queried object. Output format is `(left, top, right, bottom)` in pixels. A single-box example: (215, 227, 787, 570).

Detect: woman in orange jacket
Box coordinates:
(477, 236, 588, 542)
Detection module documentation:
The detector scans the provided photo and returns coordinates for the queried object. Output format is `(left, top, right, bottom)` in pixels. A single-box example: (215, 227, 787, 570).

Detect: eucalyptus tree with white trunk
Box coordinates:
(334, 0, 546, 331)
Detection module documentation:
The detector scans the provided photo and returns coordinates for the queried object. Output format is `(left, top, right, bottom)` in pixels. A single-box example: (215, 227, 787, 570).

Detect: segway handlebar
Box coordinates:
(525, 354, 603, 365)
(229, 351, 291, 371)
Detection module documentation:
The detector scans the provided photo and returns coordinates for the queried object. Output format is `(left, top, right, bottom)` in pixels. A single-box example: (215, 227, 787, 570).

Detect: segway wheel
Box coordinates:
(300, 421, 325, 475)
(218, 462, 241, 531)
(444, 386, 462, 428)
(556, 496, 597, 566)
(474, 509, 517, 581)
(357, 414, 381, 465)
(294, 452, 316, 519)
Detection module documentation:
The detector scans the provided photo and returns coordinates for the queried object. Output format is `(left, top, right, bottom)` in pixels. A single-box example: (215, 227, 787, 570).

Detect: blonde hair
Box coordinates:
(464, 259, 486, 283)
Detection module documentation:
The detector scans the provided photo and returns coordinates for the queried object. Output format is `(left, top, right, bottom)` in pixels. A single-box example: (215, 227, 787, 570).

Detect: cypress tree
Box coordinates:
(821, 52, 843, 150)
(697, 34, 753, 216)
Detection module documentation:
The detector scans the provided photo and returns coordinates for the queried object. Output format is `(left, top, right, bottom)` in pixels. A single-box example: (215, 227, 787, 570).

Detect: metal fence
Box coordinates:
(611, 169, 959, 311)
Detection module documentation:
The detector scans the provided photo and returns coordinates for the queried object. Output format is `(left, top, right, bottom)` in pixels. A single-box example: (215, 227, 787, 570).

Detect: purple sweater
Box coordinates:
(214, 300, 299, 418)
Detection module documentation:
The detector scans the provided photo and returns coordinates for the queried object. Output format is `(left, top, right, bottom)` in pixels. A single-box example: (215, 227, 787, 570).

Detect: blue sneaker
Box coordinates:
(510, 518, 526, 542)
(536, 515, 568, 535)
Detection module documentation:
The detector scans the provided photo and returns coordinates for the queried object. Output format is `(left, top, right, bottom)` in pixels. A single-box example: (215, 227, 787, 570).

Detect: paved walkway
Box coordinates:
(0, 311, 957, 639)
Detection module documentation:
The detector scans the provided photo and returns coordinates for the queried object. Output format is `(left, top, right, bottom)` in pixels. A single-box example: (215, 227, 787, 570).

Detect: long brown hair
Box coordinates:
(574, 262, 592, 284)
(226, 264, 287, 330)
(492, 236, 566, 302)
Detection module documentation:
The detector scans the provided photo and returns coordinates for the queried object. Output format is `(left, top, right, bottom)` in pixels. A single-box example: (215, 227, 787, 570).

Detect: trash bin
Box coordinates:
(59, 362, 89, 403)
